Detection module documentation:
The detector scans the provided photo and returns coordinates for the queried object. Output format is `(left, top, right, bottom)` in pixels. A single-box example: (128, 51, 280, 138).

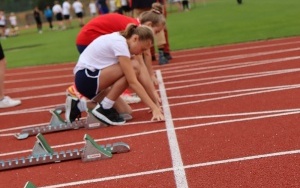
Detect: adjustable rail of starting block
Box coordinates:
(0, 133, 130, 171)
(15, 107, 108, 140)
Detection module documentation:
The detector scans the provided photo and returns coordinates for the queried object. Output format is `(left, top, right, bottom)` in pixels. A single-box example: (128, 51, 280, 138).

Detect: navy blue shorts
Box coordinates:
(75, 69, 100, 99)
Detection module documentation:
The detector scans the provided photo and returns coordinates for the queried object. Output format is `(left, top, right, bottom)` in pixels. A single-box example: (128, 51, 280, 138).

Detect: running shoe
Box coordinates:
(164, 52, 173, 60)
(120, 93, 141, 104)
(158, 50, 168, 65)
(0, 96, 21, 108)
(92, 104, 125, 126)
(65, 96, 81, 123)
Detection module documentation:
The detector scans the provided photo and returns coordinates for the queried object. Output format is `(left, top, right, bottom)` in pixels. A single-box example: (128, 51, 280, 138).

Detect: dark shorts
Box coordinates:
(75, 69, 100, 99)
(76, 12, 83, 18)
(63, 15, 70, 20)
(0, 43, 4, 60)
(56, 13, 63, 21)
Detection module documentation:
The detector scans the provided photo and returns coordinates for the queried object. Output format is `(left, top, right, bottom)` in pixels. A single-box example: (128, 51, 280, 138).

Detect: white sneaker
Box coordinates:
(0, 96, 21, 108)
(120, 93, 141, 104)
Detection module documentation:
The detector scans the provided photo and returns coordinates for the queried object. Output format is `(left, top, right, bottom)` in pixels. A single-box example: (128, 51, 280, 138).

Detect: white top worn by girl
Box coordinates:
(73, 1, 83, 13)
(74, 32, 131, 74)
(62, 1, 71, 15)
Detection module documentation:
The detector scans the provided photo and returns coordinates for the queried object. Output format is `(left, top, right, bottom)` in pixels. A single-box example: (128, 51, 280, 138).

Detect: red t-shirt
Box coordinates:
(76, 13, 139, 46)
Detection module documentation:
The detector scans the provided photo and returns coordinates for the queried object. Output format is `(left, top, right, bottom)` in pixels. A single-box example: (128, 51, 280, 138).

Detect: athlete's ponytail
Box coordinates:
(139, 9, 166, 27)
(120, 24, 154, 44)
(152, 2, 163, 14)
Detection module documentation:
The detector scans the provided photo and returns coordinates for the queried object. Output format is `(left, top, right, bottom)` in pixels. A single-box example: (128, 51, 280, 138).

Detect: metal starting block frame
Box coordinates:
(24, 181, 36, 188)
(15, 107, 109, 140)
(0, 133, 130, 171)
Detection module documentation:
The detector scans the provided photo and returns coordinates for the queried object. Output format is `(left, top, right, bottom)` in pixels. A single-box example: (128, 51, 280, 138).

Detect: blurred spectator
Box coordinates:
(44, 6, 53, 30)
(9, 12, 19, 36)
(89, 0, 97, 17)
(131, 0, 155, 18)
(117, 0, 132, 16)
(109, 0, 117, 12)
(182, 0, 190, 11)
(33, 7, 43, 34)
(97, 0, 109, 14)
(72, 0, 84, 27)
(62, 0, 72, 28)
(0, 11, 6, 38)
(52, 1, 66, 30)
(172, 0, 183, 12)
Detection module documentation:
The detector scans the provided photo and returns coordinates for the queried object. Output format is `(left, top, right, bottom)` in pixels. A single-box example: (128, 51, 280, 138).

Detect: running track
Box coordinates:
(0, 36, 300, 188)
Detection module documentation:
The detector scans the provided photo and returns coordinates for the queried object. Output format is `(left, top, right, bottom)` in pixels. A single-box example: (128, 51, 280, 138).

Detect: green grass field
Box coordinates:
(1, 0, 300, 68)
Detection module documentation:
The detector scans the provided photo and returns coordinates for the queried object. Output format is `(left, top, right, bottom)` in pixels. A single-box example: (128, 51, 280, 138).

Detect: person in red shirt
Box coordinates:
(76, 11, 165, 53)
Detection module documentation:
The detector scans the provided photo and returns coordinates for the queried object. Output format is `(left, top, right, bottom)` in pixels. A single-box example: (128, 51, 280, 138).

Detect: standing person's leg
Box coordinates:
(161, 2, 172, 60)
(155, 30, 168, 65)
(0, 43, 21, 108)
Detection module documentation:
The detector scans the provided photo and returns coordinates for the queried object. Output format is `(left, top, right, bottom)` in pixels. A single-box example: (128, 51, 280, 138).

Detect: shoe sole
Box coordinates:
(65, 96, 74, 123)
(0, 102, 21, 108)
(91, 108, 125, 126)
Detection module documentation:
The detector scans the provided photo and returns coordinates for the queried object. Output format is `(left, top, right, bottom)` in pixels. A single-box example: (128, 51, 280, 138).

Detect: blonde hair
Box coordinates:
(139, 9, 166, 27)
(120, 24, 154, 44)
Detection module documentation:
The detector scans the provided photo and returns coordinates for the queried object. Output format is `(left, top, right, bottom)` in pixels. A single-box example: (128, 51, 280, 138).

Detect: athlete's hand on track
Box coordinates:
(151, 108, 165, 122)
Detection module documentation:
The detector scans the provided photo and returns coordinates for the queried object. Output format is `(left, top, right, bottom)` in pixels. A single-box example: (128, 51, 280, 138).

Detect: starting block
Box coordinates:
(24, 181, 36, 188)
(0, 133, 130, 171)
(14, 104, 132, 140)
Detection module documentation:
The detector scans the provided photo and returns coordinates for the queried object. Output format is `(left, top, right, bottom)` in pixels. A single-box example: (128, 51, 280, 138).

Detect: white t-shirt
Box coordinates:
(121, 0, 128, 6)
(73, 1, 83, 13)
(0, 15, 6, 26)
(52, 4, 62, 14)
(62, 1, 71, 15)
(74, 32, 131, 74)
(9, 16, 17, 26)
(89, 2, 97, 14)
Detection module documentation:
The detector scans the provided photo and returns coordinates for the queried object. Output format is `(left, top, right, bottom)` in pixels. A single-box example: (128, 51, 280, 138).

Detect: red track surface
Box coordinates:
(1, 36, 300, 188)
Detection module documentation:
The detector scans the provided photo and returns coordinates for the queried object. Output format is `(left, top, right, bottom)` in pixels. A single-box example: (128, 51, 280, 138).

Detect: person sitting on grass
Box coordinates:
(65, 24, 165, 125)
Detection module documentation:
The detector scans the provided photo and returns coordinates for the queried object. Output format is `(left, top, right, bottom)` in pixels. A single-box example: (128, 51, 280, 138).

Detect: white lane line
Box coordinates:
(184, 149, 300, 169)
(162, 47, 300, 73)
(39, 149, 300, 188)
(168, 84, 300, 99)
(2, 69, 299, 117)
(170, 39, 300, 56)
(0, 82, 298, 132)
(0, 103, 64, 116)
(167, 68, 300, 91)
(157, 70, 188, 188)
(165, 56, 300, 79)
(5, 82, 72, 94)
